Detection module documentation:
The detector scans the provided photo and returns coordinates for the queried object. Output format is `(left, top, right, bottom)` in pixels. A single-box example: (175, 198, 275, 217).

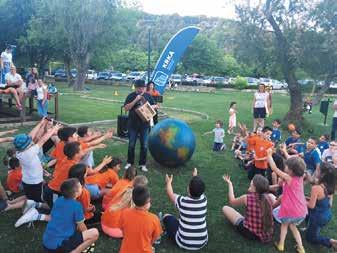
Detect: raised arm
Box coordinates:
(0, 129, 17, 137)
(124, 94, 143, 112)
(165, 174, 177, 204)
(86, 156, 112, 175)
(223, 175, 247, 206)
(267, 149, 292, 182)
(36, 124, 62, 148)
(29, 118, 47, 140)
(86, 130, 113, 147)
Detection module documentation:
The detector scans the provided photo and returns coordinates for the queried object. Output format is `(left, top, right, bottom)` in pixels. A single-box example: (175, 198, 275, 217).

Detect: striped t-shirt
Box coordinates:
(175, 194, 208, 250)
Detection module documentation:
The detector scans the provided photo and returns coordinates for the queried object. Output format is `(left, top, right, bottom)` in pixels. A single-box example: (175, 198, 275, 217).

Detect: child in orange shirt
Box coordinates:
(101, 175, 148, 238)
(85, 158, 122, 200)
(102, 166, 137, 210)
(119, 186, 162, 253)
(248, 126, 274, 180)
(69, 163, 101, 225)
(7, 157, 23, 193)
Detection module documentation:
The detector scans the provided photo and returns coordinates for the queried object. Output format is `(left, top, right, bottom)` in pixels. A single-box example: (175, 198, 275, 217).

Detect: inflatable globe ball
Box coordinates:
(148, 118, 196, 167)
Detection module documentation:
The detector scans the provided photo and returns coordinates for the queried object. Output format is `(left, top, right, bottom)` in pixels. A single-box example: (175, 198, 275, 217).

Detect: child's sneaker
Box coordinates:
(23, 200, 36, 214)
(274, 242, 284, 252)
(15, 207, 39, 228)
(295, 245, 305, 253)
(124, 163, 132, 170)
(140, 165, 148, 172)
(82, 243, 95, 253)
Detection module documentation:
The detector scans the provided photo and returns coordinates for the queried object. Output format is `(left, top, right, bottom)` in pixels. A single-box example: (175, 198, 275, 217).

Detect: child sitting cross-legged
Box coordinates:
(119, 185, 162, 253)
(42, 178, 99, 253)
(85, 157, 121, 200)
(101, 175, 148, 238)
(267, 149, 308, 253)
(6, 157, 23, 194)
(163, 168, 208, 251)
(222, 174, 275, 243)
(0, 181, 27, 213)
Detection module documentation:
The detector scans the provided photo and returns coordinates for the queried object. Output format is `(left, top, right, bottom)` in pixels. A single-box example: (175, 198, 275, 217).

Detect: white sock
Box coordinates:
(37, 214, 46, 221)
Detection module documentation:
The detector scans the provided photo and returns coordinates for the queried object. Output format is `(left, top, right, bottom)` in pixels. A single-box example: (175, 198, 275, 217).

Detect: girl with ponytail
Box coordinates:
(222, 174, 274, 243)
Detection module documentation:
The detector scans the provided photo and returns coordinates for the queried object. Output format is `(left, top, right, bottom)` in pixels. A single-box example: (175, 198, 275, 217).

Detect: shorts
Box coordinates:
(253, 107, 266, 119)
(43, 231, 83, 253)
(0, 199, 8, 212)
(163, 215, 179, 243)
(85, 184, 101, 200)
(213, 142, 225, 152)
(101, 224, 123, 238)
(273, 206, 305, 225)
(234, 218, 260, 241)
(22, 182, 44, 202)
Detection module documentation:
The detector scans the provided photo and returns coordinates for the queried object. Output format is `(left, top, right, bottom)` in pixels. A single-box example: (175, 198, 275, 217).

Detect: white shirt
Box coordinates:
(16, 144, 44, 184)
(333, 100, 337, 118)
(36, 85, 47, 100)
(213, 128, 224, 143)
(254, 92, 269, 108)
(80, 151, 95, 167)
(5, 72, 22, 84)
(1, 51, 12, 64)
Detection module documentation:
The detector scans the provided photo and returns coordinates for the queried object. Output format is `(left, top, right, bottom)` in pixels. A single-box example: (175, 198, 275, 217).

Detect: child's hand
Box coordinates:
(89, 205, 96, 212)
(52, 123, 62, 134)
(223, 175, 232, 185)
(97, 143, 107, 149)
(102, 155, 112, 165)
(266, 148, 273, 157)
(192, 168, 198, 177)
(165, 174, 173, 184)
(8, 129, 18, 134)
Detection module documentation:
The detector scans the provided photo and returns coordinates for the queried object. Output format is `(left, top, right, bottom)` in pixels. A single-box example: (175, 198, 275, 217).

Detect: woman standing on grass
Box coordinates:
(252, 84, 271, 132)
(228, 102, 237, 134)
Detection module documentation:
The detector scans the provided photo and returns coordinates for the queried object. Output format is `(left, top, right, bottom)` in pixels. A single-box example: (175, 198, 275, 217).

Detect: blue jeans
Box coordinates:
(331, 117, 337, 140)
(1, 62, 10, 84)
(306, 211, 332, 248)
(37, 99, 48, 117)
(127, 125, 149, 166)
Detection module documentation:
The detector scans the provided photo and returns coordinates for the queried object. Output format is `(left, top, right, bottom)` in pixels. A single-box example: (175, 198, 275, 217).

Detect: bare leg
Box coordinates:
(253, 119, 257, 132)
(5, 199, 26, 211)
(289, 224, 304, 249)
(8, 88, 22, 107)
(279, 223, 289, 247)
(71, 228, 99, 253)
(222, 206, 244, 225)
(8, 195, 27, 204)
(260, 118, 265, 128)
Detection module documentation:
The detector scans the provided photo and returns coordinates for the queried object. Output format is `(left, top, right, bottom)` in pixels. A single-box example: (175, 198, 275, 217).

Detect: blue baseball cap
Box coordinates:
(13, 134, 32, 151)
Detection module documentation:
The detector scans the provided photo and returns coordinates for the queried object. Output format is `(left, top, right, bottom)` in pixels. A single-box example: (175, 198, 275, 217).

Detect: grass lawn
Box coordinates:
(0, 83, 336, 253)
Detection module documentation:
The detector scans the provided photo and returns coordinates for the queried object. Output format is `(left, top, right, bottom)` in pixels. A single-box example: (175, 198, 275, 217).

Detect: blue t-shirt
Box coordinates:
(271, 129, 281, 143)
(43, 197, 84, 250)
(285, 137, 304, 153)
(304, 148, 321, 173)
(317, 141, 329, 155)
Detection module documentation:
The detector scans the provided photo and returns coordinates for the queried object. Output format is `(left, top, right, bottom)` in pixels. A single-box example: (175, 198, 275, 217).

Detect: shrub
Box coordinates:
(234, 76, 248, 90)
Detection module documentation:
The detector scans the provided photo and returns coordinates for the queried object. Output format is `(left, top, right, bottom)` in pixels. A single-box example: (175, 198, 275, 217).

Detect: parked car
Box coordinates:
(259, 78, 273, 87)
(54, 69, 67, 78)
(170, 74, 182, 84)
(70, 69, 77, 78)
(110, 72, 124, 81)
(298, 79, 314, 86)
(97, 72, 110, 80)
(126, 71, 143, 80)
(246, 77, 259, 86)
(86, 70, 97, 80)
(185, 74, 204, 86)
(212, 76, 226, 85)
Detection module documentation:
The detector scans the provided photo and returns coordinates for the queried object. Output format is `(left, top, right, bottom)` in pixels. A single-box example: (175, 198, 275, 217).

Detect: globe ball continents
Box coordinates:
(148, 118, 196, 167)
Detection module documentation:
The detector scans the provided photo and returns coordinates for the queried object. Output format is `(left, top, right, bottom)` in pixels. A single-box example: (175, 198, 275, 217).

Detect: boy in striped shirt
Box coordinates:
(164, 168, 208, 250)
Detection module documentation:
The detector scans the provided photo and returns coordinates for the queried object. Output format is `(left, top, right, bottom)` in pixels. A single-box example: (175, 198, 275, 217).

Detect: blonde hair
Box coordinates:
(133, 175, 148, 187)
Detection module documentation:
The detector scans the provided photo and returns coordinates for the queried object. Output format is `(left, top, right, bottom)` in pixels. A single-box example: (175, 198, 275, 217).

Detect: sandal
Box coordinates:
(15, 104, 23, 111)
(295, 245, 305, 253)
(274, 242, 284, 252)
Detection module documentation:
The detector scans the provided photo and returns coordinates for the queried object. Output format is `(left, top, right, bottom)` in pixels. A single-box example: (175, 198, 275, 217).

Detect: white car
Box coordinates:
(86, 70, 97, 80)
(126, 71, 143, 80)
(170, 74, 182, 84)
(246, 77, 259, 86)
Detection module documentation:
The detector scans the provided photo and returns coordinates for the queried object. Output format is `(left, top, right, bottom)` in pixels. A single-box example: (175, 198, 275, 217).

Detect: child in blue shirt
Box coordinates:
(270, 119, 282, 144)
(285, 129, 305, 154)
(43, 178, 99, 253)
(317, 134, 329, 155)
(304, 138, 321, 177)
(204, 120, 225, 151)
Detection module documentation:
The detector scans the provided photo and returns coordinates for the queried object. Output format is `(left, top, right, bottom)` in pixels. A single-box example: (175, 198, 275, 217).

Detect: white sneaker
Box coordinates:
(140, 165, 148, 172)
(15, 207, 39, 228)
(124, 163, 132, 170)
(23, 200, 36, 214)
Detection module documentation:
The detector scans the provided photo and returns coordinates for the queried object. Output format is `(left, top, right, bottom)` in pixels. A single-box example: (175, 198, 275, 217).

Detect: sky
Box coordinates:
(138, 0, 238, 19)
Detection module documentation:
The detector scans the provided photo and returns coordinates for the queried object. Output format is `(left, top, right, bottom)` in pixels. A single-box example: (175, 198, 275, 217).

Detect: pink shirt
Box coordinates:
(279, 176, 307, 218)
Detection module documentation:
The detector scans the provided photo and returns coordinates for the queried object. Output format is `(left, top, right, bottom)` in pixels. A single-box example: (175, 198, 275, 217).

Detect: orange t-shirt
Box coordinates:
(7, 168, 22, 193)
(247, 134, 259, 151)
(48, 158, 77, 192)
(254, 138, 274, 169)
(85, 169, 119, 189)
(77, 187, 94, 220)
(101, 192, 126, 229)
(51, 141, 88, 162)
(51, 141, 65, 161)
(119, 208, 163, 253)
(102, 179, 133, 210)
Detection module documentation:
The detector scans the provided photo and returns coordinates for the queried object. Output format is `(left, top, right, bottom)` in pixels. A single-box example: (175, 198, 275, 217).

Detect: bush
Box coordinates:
(234, 76, 248, 90)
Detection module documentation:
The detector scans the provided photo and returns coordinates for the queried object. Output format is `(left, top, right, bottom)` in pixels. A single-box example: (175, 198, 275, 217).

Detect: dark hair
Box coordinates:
(216, 120, 223, 127)
(146, 81, 155, 92)
(101, 158, 122, 173)
(68, 163, 87, 185)
(229, 102, 236, 109)
(262, 126, 273, 133)
(77, 126, 89, 138)
(252, 175, 273, 233)
(132, 186, 150, 207)
(321, 134, 330, 141)
(189, 176, 205, 198)
(273, 119, 281, 125)
(124, 166, 137, 181)
(9, 157, 20, 170)
(58, 127, 77, 142)
(60, 178, 80, 199)
(319, 162, 337, 195)
(292, 129, 302, 135)
(308, 137, 318, 144)
(285, 157, 306, 177)
(3, 148, 15, 166)
(273, 152, 285, 171)
(63, 142, 81, 159)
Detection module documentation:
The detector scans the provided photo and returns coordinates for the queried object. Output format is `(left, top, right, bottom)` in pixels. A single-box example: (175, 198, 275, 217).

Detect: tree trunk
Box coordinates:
(73, 54, 89, 91)
(64, 56, 74, 87)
